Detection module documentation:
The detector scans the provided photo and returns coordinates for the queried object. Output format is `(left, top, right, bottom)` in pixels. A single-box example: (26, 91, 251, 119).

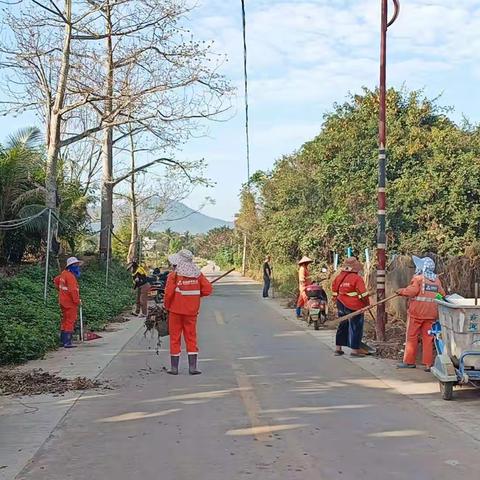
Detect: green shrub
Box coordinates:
(0, 260, 133, 365)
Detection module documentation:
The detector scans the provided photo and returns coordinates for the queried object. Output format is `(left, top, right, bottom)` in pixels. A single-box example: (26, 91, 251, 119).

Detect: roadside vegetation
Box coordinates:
(0, 262, 132, 365)
(205, 88, 480, 296)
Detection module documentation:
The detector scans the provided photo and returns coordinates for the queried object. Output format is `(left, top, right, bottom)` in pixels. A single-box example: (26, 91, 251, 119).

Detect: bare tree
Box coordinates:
(1, 0, 232, 260)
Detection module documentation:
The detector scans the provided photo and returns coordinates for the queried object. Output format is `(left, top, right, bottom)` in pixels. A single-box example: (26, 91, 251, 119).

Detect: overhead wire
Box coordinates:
(240, 0, 251, 186)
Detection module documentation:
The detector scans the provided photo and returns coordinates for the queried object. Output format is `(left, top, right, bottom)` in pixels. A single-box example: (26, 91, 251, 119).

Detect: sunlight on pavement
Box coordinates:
(56, 393, 116, 405)
(262, 404, 374, 414)
(141, 387, 252, 403)
(226, 423, 307, 436)
(343, 379, 392, 389)
(97, 409, 181, 423)
(274, 331, 308, 337)
(368, 430, 427, 438)
(237, 356, 271, 360)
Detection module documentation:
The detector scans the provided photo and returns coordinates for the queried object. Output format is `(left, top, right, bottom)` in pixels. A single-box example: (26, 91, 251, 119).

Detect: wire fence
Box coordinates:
(0, 208, 118, 303)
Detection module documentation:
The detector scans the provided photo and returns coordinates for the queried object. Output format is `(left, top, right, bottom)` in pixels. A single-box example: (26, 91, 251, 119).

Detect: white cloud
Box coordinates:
(183, 0, 480, 217)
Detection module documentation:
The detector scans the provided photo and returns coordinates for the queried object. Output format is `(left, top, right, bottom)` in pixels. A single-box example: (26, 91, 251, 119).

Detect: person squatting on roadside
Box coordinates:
(332, 257, 370, 357)
(129, 260, 151, 318)
(263, 255, 272, 298)
(54, 257, 82, 348)
(296, 256, 313, 317)
(397, 256, 446, 372)
(164, 249, 213, 375)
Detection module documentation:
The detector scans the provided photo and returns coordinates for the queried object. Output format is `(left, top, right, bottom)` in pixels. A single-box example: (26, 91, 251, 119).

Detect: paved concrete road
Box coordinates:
(18, 275, 480, 479)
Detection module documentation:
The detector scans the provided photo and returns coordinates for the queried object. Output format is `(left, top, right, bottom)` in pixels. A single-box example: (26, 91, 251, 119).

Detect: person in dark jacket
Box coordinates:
(263, 256, 272, 298)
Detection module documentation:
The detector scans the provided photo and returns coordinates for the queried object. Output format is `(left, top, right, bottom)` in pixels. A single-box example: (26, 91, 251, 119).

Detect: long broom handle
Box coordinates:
(79, 304, 84, 342)
(336, 294, 399, 322)
(210, 268, 236, 284)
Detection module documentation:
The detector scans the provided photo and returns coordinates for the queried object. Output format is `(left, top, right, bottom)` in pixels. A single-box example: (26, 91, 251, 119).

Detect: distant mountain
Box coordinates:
(149, 202, 233, 234)
(89, 201, 233, 235)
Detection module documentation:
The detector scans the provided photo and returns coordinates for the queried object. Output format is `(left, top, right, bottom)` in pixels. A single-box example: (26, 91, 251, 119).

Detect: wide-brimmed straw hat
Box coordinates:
(66, 256, 83, 268)
(298, 256, 313, 265)
(341, 257, 363, 273)
(168, 249, 201, 278)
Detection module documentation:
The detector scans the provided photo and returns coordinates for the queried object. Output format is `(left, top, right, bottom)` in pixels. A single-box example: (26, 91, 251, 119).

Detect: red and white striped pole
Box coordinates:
(376, 0, 400, 341)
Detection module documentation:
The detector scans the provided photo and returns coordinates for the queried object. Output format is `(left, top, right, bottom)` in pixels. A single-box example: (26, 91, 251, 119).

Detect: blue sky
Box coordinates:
(2, 1, 480, 221)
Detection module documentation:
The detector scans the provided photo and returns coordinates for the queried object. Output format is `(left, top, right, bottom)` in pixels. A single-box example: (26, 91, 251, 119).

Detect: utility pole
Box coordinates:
(242, 232, 247, 276)
(377, 0, 400, 341)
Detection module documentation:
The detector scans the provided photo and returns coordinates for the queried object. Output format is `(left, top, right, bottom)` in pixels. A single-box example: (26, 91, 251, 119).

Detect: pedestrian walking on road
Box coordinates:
(263, 255, 272, 298)
(296, 256, 313, 317)
(164, 249, 213, 375)
(54, 257, 83, 348)
(397, 256, 445, 372)
(128, 260, 151, 318)
(332, 257, 369, 357)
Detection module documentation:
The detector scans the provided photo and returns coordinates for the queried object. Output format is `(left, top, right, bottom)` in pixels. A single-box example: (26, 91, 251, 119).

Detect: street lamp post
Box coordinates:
(376, 0, 400, 341)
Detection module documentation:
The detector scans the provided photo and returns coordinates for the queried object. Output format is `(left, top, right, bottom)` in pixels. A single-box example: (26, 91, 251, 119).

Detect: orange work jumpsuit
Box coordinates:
(399, 275, 446, 366)
(296, 265, 312, 308)
(164, 272, 213, 356)
(54, 270, 80, 333)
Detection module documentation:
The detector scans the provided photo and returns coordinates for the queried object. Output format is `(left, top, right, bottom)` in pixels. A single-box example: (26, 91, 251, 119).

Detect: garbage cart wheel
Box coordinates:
(439, 381, 454, 401)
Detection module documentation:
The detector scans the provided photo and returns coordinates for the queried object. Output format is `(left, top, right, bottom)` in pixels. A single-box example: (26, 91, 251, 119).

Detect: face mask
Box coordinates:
(68, 265, 81, 278)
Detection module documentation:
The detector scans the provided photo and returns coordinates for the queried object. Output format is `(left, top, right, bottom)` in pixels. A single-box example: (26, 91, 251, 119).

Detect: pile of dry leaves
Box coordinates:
(0, 369, 103, 396)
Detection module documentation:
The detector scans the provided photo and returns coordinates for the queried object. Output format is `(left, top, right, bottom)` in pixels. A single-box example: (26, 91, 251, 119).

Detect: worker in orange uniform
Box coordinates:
(296, 256, 313, 317)
(164, 249, 213, 375)
(332, 257, 369, 357)
(54, 257, 82, 348)
(397, 256, 445, 371)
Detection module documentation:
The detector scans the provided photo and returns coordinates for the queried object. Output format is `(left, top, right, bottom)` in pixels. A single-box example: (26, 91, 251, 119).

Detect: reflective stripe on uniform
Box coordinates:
(359, 292, 369, 299)
(175, 288, 201, 296)
(346, 292, 359, 297)
(413, 296, 436, 303)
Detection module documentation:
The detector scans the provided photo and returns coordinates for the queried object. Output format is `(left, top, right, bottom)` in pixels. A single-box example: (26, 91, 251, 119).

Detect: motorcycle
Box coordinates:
(148, 270, 169, 305)
(302, 284, 328, 330)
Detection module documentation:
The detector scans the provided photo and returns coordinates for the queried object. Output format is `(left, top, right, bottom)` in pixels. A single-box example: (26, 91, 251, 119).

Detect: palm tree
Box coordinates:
(0, 127, 43, 261)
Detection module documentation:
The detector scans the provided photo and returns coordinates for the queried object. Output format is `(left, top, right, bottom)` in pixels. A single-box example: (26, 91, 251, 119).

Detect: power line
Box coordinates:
(240, 0, 251, 186)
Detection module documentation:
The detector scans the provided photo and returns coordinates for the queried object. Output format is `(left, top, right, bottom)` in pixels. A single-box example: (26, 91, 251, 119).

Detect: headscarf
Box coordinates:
(67, 264, 81, 278)
(66, 256, 82, 278)
(341, 257, 363, 273)
(168, 249, 201, 278)
(412, 256, 437, 281)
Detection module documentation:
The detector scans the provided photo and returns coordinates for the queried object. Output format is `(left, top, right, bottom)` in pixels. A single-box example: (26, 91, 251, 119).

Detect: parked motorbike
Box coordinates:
(302, 284, 328, 330)
(148, 270, 169, 305)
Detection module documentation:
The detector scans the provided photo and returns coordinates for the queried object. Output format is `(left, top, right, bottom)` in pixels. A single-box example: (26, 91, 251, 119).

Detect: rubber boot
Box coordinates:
(296, 307, 302, 318)
(64, 332, 77, 349)
(60, 331, 67, 347)
(188, 354, 201, 375)
(167, 356, 179, 375)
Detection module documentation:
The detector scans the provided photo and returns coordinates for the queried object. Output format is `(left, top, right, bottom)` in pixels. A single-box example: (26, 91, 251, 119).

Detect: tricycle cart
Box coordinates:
(431, 297, 480, 400)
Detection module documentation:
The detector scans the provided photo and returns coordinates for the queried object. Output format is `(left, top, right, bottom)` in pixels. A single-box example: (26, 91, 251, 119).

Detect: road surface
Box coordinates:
(18, 274, 480, 479)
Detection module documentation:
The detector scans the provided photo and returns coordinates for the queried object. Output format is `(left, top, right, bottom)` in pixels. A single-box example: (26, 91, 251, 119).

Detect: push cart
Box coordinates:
(431, 297, 480, 400)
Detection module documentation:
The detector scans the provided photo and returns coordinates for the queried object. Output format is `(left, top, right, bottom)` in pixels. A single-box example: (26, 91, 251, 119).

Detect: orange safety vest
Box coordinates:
(298, 265, 311, 294)
(332, 271, 369, 311)
(53, 270, 80, 308)
(164, 272, 213, 316)
(399, 275, 446, 320)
